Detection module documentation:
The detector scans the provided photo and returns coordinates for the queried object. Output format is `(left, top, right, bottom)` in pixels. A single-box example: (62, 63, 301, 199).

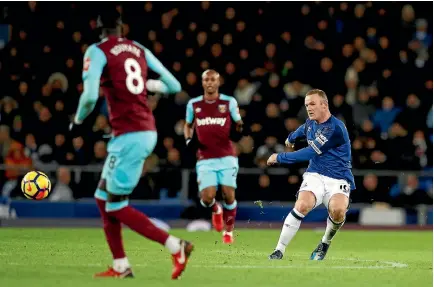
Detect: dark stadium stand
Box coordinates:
(0, 2, 432, 207)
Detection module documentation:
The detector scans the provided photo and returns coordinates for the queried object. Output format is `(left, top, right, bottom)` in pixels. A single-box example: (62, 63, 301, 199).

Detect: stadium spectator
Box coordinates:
(0, 125, 18, 162)
(352, 89, 376, 128)
(390, 174, 432, 207)
(353, 173, 391, 204)
(49, 166, 74, 201)
(234, 79, 260, 107)
(255, 136, 285, 168)
(395, 94, 425, 133)
(52, 133, 69, 165)
(2, 142, 32, 197)
(372, 97, 402, 139)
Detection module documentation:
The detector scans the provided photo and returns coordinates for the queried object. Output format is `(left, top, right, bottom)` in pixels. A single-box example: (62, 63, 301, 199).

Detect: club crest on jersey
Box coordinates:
(195, 107, 201, 113)
(315, 131, 328, 146)
(218, 104, 227, 113)
(83, 58, 90, 71)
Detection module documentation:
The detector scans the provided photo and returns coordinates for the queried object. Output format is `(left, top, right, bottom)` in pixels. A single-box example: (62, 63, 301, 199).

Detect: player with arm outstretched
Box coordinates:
(266, 89, 355, 261)
(184, 69, 244, 244)
(69, 10, 193, 280)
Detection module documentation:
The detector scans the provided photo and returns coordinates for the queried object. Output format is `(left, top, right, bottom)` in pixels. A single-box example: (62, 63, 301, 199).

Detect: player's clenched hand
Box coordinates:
(267, 153, 279, 166)
(285, 139, 294, 148)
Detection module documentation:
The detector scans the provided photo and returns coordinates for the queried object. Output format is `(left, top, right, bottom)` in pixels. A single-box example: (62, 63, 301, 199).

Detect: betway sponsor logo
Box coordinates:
(196, 117, 227, 127)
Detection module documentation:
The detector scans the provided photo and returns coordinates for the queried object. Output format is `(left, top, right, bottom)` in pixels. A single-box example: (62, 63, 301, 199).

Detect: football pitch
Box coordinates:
(0, 228, 432, 287)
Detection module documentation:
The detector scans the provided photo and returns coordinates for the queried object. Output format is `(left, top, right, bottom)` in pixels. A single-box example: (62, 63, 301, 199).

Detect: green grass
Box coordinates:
(0, 228, 432, 287)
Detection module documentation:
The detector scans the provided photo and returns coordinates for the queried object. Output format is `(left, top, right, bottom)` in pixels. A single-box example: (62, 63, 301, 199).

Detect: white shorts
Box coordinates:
(298, 172, 350, 209)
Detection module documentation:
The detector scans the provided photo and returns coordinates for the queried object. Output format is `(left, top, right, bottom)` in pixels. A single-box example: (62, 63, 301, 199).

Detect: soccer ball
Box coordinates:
(21, 171, 52, 200)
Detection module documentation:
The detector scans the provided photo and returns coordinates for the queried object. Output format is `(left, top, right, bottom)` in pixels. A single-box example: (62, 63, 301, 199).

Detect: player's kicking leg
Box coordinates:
(94, 131, 194, 280)
(269, 191, 316, 259)
(310, 193, 348, 261)
(95, 192, 194, 280)
(101, 195, 194, 279)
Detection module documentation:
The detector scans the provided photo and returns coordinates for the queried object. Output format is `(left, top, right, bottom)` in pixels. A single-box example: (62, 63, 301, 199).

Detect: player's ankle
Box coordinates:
(321, 238, 331, 245)
(212, 202, 222, 214)
(276, 243, 286, 254)
(113, 257, 131, 273)
(165, 235, 181, 254)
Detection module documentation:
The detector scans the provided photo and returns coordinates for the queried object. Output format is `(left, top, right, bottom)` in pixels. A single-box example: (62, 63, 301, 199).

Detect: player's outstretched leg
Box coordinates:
(221, 186, 237, 244)
(105, 198, 194, 279)
(269, 191, 316, 260)
(311, 194, 348, 261)
(94, 185, 133, 278)
(200, 186, 223, 232)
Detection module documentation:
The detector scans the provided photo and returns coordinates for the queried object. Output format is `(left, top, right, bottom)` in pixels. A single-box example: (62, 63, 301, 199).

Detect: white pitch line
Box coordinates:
(192, 261, 408, 269)
(208, 250, 409, 267)
(6, 260, 407, 270)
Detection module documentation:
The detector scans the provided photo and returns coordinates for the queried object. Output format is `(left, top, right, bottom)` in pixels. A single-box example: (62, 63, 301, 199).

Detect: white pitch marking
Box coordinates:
(6, 259, 408, 270)
(192, 261, 408, 269)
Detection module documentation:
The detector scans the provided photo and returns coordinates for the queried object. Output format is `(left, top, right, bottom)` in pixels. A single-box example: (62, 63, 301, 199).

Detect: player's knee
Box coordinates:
(295, 191, 316, 215)
(200, 187, 216, 204)
(329, 206, 346, 223)
(103, 215, 119, 225)
(221, 186, 235, 203)
(294, 199, 313, 216)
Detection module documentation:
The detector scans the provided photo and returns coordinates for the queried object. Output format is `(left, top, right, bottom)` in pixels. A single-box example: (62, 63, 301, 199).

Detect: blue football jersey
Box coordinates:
(277, 116, 355, 190)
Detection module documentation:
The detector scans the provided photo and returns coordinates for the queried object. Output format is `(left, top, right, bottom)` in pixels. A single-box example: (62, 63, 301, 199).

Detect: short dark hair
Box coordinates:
(306, 89, 328, 104)
(98, 6, 122, 29)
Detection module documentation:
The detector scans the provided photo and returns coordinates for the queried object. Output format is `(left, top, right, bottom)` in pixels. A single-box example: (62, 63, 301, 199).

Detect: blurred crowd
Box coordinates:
(0, 2, 432, 206)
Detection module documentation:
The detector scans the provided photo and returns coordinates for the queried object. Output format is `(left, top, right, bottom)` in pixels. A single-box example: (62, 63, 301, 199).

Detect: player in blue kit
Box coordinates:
(266, 89, 355, 261)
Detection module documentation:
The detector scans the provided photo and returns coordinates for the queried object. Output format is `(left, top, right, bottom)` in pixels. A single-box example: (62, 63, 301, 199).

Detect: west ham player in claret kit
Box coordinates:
(184, 69, 244, 244)
(267, 89, 355, 261)
(69, 8, 194, 280)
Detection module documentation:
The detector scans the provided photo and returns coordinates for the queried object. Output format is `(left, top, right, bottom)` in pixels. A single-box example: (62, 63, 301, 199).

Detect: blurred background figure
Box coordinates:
(49, 166, 74, 202)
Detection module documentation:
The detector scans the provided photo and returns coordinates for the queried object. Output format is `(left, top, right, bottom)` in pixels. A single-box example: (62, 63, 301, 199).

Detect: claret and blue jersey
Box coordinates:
(186, 93, 241, 160)
(185, 94, 242, 191)
(74, 36, 182, 208)
(277, 116, 356, 190)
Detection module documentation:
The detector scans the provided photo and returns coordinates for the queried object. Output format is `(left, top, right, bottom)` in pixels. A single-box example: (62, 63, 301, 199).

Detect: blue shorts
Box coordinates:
(196, 156, 238, 191)
(96, 131, 157, 198)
